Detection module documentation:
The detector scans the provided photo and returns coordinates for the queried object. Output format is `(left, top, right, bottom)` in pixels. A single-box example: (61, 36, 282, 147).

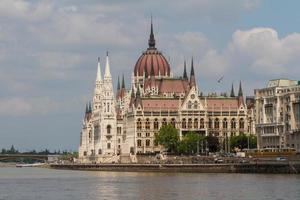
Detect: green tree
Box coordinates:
(178, 132, 205, 155)
(230, 133, 257, 151)
(155, 124, 180, 153)
(206, 135, 220, 152)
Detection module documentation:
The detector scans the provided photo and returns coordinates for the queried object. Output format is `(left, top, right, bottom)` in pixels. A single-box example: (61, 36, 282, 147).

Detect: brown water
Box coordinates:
(0, 167, 299, 200)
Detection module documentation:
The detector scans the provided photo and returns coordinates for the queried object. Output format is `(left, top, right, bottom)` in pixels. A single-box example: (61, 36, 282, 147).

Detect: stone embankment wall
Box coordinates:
(50, 163, 300, 174)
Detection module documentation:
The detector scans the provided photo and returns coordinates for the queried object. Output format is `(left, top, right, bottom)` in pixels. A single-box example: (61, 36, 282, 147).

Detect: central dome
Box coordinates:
(133, 20, 170, 77)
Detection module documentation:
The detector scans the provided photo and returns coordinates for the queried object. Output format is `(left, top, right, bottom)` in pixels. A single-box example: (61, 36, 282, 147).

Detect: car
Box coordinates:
(276, 157, 287, 161)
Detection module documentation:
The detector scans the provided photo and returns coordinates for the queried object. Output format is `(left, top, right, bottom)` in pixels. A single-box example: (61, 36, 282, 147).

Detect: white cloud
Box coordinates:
(0, 97, 59, 116)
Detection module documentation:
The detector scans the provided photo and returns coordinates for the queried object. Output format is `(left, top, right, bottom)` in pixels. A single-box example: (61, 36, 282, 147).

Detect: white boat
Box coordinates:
(16, 163, 45, 168)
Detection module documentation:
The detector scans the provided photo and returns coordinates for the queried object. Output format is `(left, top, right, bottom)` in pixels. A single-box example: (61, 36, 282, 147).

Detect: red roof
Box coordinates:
(134, 49, 170, 77)
(141, 98, 180, 111)
(205, 98, 239, 111)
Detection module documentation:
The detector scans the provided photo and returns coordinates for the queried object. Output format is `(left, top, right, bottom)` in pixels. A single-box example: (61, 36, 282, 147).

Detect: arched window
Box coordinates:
(215, 118, 219, 129)
(145, 118, 150, 130)
(208, 118, 213, 129)
(188, 118, 192, 129)
(146, 139, 150, 147)
(137, 139, 142, 147)
(182, 118, 186, 129)
(137, 118, 142, 130)
(194, 101, 198, 109)
(107, 102, 110, 112)
(194, 118, 198, 129)
(162, 118, 167, 126)
(107, 125, 111, 134)
(154, 118, 159, 130)
(200, 118, 205, 129)
(223, 118, 228, 129)
(239, 118, 245, 129)
(171, 118, 176, 127)
(231, 118, 236, 129)
(187, 101, 192, 109)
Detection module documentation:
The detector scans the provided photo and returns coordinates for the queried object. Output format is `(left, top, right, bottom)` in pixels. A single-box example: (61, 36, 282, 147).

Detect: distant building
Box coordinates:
(255, 79, 300, 152)
(78, 20, 253, 163)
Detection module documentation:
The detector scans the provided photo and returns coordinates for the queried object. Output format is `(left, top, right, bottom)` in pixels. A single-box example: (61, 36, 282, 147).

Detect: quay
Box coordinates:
(49, 162, 300, 174)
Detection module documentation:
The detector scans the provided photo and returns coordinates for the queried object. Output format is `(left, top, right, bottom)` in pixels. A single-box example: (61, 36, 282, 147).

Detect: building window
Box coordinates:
(107, 143, 111, 149)
(194, 101, 198, 109)
(137, 118, 142, 130)
(83, 151, 87, 156)
(200, 118, 205, 129)
(188, 101, 192, 109)
(154, 118, 159, 130)
(239, 118, 244, 129)
(182, 118, 186, 129)
(117, 127, 122, 134)
(188, 118, 192, 129)
(107, 125, 111, 134)
(208, 118, 213, 129)
(137, 132, 141, 137)
(162, 118, 167, 126)
(146, 139, 150, 147)
(215, 118, 219, 129)
(137, 139, 142, 147)
(146, 132, 150, 137)
(98, 149, 102, 154)
(145, 118, 150, 130)
(194, 118, 198, 129)
(171, 118, 176, 127)
(223, 118, 228, 129)
(231, 118, 236, 129)
(118, 138, 121, 143)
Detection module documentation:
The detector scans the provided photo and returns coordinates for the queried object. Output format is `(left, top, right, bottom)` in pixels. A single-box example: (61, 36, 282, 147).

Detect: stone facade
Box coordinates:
(255, 79, 300, 152)
(78, 22, 255, 163)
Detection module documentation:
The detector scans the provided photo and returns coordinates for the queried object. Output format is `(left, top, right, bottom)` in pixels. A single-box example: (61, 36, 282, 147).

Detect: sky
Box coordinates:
(1, 0, 300, 151)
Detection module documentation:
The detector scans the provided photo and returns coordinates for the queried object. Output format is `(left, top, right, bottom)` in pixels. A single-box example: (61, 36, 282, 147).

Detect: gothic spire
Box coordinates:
(88, 101, 92, 113)
(122, 74, 125, 89)
(238, 80, 243, 97)
(104, 51, 111, 78)
(117, 76, 120, 90)
(190, 57, 196, 87)
(148, 16, 156, 49)
(183, 60, 188, 80)
(230, 82, 235, 97)
(96, 57, 102, 81)
(190, 57, 194, 76)
(85, 103, 88, 113)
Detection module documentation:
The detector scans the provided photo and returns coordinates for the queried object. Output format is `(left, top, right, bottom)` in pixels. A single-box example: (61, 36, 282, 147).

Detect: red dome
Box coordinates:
(134, 49, 170, 77)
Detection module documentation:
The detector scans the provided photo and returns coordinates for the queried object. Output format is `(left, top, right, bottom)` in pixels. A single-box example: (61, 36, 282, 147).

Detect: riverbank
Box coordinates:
(49, 162, 300, 174)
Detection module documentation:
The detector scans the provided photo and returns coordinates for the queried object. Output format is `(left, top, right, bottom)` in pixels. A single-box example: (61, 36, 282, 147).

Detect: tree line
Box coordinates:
(155, 124, 257, 155)
(0, 145, 76, 155)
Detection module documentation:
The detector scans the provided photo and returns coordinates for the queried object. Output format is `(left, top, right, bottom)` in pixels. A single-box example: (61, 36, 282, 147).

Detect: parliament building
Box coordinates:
(78, 21, 254, 163)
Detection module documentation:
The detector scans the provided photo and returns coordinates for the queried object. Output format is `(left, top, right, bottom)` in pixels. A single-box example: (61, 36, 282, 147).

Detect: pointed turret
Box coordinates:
(85, 103, 88, 113)
(104, 51, 111, 78)
(190, 57, 196, 87)
(230, 83, 235, 97)
(148, 16, 156, 49)
(121, 74, 125, 89)
(89, 101, 92, 113)
(238, 80, 243, 97)
(183, 60, 188, 80)
(96, 57, 102, 82)
(117, 76, 120, 91)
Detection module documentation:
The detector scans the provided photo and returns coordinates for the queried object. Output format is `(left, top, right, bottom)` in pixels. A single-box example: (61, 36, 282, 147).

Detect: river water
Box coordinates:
(0, 167, 299, 200)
